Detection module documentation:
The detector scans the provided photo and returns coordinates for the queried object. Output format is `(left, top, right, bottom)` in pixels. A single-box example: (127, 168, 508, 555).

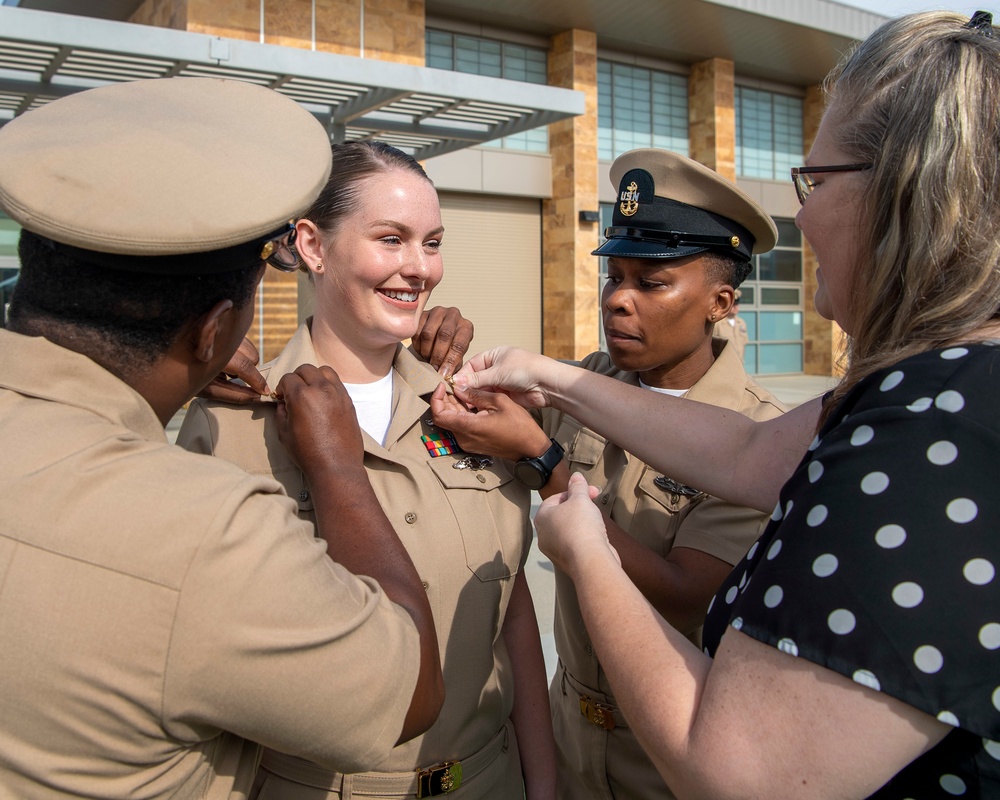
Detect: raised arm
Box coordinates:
(534, 475, 948, 799)
(275, 364, 444, 743)
(455, 348, 822, 513)
(430, 384, 739, 632)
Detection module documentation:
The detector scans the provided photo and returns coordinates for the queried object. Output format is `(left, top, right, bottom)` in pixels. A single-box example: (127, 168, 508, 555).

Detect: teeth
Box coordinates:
(383, 289, 418, 302)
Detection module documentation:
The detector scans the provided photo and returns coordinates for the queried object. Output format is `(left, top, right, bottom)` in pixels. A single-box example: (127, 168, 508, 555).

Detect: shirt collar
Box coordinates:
(0, 329, 166, 443)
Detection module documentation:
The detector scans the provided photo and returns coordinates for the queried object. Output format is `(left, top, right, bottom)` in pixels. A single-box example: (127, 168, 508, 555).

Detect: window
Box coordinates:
(1, 211, 19, 327)
(740, 219, 804, 374)
(426, 29, 548, 153)
(735, 87, 803, 181)
(598, 61, 688, 161)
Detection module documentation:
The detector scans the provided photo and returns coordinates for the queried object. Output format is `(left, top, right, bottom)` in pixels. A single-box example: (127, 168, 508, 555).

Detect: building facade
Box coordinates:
(1, 0, 886, 374)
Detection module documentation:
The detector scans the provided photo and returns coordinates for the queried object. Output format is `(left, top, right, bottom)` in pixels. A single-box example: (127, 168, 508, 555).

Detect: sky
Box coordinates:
(836, 0, 996, 18)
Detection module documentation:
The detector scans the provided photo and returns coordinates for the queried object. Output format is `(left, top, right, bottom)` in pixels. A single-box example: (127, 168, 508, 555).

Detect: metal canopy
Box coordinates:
(0, 6, 585, 160)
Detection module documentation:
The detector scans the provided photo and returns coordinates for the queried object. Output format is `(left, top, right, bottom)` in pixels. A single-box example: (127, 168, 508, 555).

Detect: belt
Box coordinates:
(560, 661, 629, 731)
(258, 721, 510, 797)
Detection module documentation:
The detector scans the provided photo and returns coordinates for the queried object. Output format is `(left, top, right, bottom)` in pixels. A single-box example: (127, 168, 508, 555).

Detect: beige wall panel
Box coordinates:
(480, 151, 552, 198)
(426, 149, 553, 198)
(432, 192, 542, 357)
(737, 178, 800, 220)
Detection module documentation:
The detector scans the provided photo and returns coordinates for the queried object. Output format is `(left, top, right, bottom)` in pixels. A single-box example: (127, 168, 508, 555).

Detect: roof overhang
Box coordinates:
(0, 6, 585, 161)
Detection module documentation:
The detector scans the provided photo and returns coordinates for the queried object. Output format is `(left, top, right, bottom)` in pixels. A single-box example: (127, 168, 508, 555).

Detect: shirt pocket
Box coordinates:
(426, 456, 526, 582)
(636, 465, 702, 514)
(563, 425, 607, 472)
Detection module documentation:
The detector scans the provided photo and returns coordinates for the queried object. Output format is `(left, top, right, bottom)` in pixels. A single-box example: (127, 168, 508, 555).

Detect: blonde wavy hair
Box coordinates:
(819, 11, 1000, 425)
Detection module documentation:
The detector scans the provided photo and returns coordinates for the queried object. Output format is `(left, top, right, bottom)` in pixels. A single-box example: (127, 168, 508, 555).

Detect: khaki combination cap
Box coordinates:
(593, 148, 778, 267)
(0, 77, 332, 273)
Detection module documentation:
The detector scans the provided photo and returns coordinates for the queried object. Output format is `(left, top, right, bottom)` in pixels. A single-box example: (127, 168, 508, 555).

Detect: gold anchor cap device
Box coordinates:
(592, 148, 777, 285)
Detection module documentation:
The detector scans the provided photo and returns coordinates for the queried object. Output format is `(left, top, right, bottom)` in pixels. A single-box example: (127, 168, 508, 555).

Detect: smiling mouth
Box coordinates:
(379, 288, 419, 303)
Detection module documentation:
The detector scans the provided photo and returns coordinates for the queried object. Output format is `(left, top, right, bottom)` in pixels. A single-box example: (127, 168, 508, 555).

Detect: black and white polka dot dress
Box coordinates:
(702, 343, 1000, 798)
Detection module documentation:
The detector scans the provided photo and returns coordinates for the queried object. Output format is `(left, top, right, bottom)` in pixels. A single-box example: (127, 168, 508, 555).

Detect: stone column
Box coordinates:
(800, 84, 844, 376)
(543, 28, 599, 360)
(688, 58, 735, 179)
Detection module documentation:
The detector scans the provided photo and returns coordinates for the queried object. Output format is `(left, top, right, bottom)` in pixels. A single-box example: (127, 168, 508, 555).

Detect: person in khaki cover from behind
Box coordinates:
(431, 147, 786, 799)
(0, 77, 442, 800)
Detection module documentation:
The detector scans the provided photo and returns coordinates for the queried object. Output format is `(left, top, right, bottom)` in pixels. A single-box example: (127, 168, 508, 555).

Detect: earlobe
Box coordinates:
(193, 299, 234, 364)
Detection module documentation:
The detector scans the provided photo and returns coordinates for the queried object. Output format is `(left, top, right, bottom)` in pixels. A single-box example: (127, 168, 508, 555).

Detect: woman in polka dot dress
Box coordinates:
(451, 10, 1000, 798)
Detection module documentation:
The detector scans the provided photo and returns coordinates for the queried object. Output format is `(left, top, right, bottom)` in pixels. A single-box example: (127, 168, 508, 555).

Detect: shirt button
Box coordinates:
(298, 489, 310, 502)
(404, 512, 417, 524)
(584, 645, 593, 656)
(421, 580, 429, 590)
(476, 474, 487, 484)
(600, 495, 609, 505)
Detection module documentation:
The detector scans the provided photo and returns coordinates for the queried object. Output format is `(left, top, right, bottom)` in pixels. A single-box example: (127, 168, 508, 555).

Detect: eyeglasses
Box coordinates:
(259, 221, 301, 272)
(790, 163, 873, 205)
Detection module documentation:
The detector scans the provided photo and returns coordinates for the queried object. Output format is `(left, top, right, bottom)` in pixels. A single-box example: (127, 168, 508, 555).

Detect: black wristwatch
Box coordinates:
(513, 438, 565, 490)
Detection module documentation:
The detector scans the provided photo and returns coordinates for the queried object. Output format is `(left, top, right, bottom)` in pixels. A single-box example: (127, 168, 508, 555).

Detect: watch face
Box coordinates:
(513, 459, 545, 490)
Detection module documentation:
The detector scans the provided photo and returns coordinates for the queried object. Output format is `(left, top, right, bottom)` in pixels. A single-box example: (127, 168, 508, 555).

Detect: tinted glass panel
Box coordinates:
(736, 87, 803, 181)
(756, 249, 802, 282)
(761, 287, 801, 306)
(760, 311, 803, 340)
(0, 215, 19, 259)
(775, 219, 801, 248)
(597, 61, 688, 160)
(759, 343, 803, 374)
(425, 30, 548, 152)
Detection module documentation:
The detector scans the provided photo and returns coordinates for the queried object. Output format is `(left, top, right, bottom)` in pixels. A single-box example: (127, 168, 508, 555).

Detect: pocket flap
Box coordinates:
(426, 455, 513, 490)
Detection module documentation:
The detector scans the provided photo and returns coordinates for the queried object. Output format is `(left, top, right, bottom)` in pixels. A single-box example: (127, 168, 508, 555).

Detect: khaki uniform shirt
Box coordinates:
(543, 341, 785, 800)
(0, 330, 419, 800)
(544, 340, 786, 691)
(179, 322, 532, 777)
(713, 315, 749, 361)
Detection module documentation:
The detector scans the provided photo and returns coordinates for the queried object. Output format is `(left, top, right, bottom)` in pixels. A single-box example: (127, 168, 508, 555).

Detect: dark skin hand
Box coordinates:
(412, 306, 474, 379)
(430, 383, 733, 635)
(198, 337, 270, 404)
(200, 306, 474, 404)
(275, 364, 444, 743)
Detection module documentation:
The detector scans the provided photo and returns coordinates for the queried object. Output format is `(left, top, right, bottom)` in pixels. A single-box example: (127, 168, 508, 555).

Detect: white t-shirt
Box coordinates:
(343, 371, 394, 446)
(638, 379, 688, 398)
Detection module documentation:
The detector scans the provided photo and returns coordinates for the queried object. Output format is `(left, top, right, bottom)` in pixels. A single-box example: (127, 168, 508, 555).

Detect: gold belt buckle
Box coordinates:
(579, 694, 616, 731)
(416, 761, 463, 797)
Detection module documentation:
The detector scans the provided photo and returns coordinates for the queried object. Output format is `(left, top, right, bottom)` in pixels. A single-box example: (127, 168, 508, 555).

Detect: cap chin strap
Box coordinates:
(603, 226, 751, 260)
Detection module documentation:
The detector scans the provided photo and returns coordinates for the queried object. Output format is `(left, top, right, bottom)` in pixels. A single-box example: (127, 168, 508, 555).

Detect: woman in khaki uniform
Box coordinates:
(431, 148, 786, 799)
(178, 141, 555, 800)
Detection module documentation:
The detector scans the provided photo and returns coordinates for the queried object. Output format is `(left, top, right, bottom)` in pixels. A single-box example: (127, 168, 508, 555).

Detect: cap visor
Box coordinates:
(591, 237, 709, 259)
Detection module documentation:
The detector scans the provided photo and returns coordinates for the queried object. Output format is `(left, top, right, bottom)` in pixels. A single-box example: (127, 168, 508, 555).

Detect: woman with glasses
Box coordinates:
(178, 141, 555, 800)
(447, 11, 1000, 798)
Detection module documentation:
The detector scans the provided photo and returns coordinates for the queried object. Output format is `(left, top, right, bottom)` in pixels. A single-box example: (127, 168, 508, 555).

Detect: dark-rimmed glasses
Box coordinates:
(259, 221, 301, 272)
(790, 164, 873, 205)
